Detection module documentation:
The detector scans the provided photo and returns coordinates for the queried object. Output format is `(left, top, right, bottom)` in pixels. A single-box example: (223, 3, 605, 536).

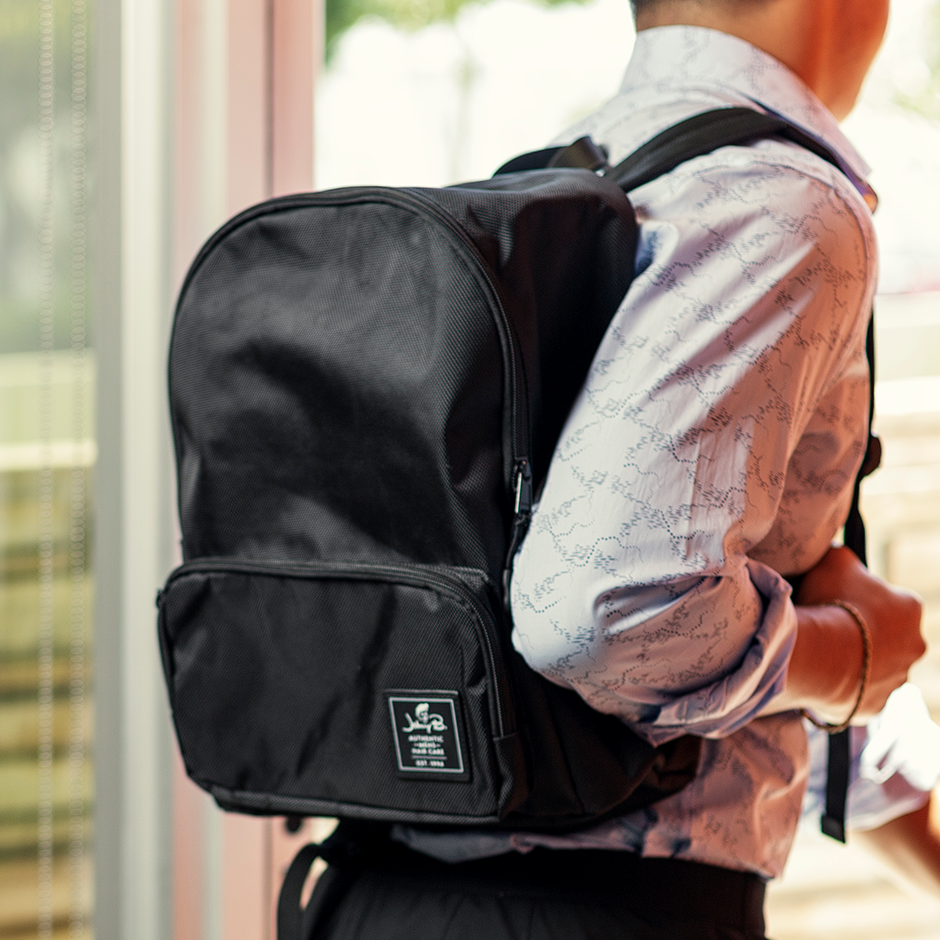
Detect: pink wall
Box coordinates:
(172, 1, 322, 936)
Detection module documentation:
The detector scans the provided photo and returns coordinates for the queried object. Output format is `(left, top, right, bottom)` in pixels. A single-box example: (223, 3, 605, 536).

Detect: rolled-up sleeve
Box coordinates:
(510, 155, 876, 746)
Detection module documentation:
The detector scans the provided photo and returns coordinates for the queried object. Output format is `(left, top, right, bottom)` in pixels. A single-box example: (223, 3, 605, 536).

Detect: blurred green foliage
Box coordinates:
(0, 0, 92, 354)
(325, 0, 586, 55)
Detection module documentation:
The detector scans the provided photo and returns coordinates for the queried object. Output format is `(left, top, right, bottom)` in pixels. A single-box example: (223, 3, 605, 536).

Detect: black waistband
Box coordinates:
(355, 837, 766, 933)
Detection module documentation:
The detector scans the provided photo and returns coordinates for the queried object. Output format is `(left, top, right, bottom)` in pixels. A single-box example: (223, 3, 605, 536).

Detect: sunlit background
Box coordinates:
(1, 0, 939, 937)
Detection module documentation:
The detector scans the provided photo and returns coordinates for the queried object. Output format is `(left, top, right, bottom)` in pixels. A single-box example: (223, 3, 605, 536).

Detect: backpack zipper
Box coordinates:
(395, 189, 529, 473)
(395, 188, 536, 589)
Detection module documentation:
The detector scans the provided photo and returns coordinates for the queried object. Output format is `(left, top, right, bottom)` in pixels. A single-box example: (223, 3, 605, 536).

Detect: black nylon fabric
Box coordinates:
(173, 197, 507, 577)
(159, 563, 519, 823)
(163, 170, 664, 829)
(171, 178, 636, 578)
(425, 172, 635, 483)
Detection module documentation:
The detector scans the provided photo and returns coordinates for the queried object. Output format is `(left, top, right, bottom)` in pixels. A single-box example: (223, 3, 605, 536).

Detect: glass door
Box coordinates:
(0, 0, 94, 936)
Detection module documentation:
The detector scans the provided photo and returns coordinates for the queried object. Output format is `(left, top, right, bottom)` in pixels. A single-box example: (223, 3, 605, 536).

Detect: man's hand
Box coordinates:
(765, 545, 925, 724)
(796, 545, 926, 722)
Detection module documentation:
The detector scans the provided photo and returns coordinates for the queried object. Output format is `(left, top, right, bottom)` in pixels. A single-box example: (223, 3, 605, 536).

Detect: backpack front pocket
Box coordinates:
(157, 560, 524, 824)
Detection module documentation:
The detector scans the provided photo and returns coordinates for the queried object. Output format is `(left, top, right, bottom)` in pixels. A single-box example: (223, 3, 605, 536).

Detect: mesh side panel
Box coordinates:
(426, 173, 637, 483)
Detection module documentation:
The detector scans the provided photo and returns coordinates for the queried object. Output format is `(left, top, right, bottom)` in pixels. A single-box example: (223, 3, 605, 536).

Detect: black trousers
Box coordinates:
(303, 838, 767, 940)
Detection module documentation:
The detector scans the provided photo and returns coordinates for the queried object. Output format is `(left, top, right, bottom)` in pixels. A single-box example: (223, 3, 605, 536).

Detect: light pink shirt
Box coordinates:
(398, 27, 939, 878)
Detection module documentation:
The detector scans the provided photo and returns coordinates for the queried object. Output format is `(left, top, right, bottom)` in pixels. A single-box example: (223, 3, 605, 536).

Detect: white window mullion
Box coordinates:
(94, 0, 176, 936)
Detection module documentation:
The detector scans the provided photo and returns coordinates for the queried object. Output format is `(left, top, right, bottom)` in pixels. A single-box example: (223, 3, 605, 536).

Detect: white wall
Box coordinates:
(317, 0, 940, 295)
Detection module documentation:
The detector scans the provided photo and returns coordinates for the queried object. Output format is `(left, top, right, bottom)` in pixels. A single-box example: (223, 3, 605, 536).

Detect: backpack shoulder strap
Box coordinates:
(608, 106, 843, 190)
(494, 107, 846, 188)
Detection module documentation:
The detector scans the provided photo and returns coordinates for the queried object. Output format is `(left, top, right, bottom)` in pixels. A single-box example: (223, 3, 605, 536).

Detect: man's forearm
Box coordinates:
(762, 601, 866, 723)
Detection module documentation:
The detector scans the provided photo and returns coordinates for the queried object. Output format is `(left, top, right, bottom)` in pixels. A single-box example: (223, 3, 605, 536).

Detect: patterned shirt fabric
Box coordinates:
(396, 26, 940, 879)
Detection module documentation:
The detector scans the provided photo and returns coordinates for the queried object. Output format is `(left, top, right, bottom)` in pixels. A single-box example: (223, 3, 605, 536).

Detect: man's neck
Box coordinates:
(634, 0, 883, 121)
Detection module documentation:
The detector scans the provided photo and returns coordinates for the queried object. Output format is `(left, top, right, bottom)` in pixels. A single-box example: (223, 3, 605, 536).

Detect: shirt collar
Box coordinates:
(622, 26, 876, 207)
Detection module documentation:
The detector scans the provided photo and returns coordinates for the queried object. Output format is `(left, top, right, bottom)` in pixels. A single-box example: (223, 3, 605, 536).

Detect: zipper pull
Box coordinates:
(503, 459, 534, 608)
(513, 458, 533, 517)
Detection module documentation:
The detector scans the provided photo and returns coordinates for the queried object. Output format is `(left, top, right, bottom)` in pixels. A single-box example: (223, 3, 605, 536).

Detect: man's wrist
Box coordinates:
(761, 602, 866, 719)
(801, 601, 872, 732)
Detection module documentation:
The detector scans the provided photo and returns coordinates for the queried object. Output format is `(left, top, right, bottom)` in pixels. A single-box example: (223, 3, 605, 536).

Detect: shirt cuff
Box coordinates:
(634, 560, 797, 743)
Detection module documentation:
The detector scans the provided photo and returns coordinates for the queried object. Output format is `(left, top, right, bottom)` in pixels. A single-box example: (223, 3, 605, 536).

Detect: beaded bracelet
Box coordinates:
(801, 600, 873, 734)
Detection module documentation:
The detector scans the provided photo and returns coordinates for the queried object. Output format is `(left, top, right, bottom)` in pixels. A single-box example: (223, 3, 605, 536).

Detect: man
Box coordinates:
(310, 1, 939, 936)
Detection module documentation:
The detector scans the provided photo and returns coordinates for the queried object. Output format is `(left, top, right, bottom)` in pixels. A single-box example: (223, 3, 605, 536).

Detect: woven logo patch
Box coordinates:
(387, 693, 465, 776)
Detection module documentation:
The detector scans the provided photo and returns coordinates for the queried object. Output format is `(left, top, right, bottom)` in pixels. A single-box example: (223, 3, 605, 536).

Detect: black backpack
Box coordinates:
(157, 108, 852, 837)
